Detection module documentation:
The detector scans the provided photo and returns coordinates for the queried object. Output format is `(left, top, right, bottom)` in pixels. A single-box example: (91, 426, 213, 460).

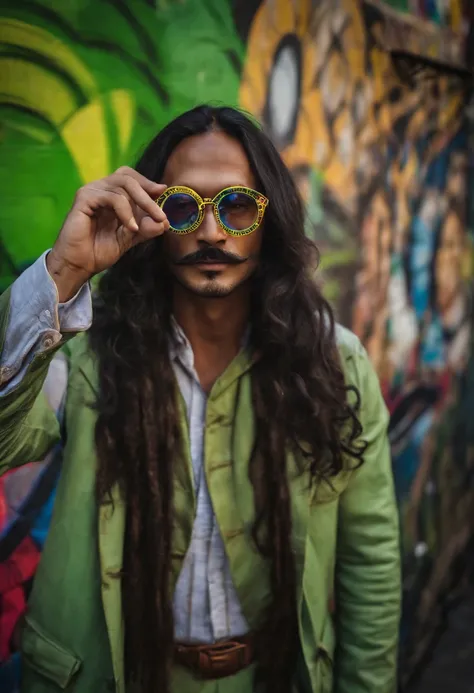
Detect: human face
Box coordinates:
(161, 130, 264, 298)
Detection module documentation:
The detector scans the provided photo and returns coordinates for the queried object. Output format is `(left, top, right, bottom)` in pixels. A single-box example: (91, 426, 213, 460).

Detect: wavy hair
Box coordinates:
(89, 105, 365, 693)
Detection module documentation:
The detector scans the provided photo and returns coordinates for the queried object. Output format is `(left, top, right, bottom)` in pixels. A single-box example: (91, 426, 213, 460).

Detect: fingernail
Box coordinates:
(129, 217, 139, 231)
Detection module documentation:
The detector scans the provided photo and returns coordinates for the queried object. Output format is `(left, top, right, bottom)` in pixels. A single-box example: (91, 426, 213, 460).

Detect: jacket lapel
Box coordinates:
(170, 391, 196, 595)
(206, 365, 311, 630)
(98, 484, 126, 693)
(78, 348, 195, 691)
(204, 362, 272, 629)
(77, 348, 126, 691)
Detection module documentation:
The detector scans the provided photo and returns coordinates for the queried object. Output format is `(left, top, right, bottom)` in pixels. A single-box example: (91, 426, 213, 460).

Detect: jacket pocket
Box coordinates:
(22, 617, 82, 689)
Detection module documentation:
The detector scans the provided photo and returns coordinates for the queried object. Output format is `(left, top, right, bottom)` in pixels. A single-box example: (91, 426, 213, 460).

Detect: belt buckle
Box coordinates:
(207, 640, 246, 677)
(175, 639, 250, 680)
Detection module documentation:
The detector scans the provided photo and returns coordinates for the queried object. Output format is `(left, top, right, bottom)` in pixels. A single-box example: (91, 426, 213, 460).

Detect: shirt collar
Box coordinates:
(168, 317, 251, 369)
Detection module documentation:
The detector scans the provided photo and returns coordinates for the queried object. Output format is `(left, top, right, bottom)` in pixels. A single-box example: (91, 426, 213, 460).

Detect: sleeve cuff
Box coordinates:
(1, 251, 92, 386)
(44, 254, 92, 332)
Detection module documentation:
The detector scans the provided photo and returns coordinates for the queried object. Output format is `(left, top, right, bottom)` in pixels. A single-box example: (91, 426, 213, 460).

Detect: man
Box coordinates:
(0, 105, 400, 693)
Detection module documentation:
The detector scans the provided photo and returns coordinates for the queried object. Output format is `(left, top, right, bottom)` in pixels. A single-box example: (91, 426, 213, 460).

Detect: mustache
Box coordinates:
(174, 247, 248, 265)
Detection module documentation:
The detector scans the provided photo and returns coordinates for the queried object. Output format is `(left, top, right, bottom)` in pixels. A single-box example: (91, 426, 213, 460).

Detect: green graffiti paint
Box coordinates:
(0, 0, 243, 289)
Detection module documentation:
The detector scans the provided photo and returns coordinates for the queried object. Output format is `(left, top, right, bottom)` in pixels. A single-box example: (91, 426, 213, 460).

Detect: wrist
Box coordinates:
(46, 249, 91, 303)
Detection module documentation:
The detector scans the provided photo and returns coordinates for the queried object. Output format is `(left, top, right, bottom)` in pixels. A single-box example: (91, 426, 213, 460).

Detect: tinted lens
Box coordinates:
(218, 192, 258, 231)
(162, 193, 199, 231)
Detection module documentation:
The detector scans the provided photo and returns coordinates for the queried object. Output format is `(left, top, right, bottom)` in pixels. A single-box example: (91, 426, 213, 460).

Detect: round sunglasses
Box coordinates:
(156, 185, 269, 236)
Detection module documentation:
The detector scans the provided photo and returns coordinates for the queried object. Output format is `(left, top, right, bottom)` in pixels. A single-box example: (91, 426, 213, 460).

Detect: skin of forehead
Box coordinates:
(162, 130, 257, 196)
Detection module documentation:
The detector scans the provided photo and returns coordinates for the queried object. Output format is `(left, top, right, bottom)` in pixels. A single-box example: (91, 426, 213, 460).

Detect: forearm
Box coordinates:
(46, 246, 92, 303)
(1, 251, 91, 396)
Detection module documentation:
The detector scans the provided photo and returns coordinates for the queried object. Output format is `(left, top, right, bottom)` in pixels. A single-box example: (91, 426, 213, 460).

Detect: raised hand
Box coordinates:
(46, 167, 168, 301)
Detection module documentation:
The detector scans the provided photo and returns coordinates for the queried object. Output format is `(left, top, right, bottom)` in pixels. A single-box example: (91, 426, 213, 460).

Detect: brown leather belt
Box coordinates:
(174, 635, 254, 679)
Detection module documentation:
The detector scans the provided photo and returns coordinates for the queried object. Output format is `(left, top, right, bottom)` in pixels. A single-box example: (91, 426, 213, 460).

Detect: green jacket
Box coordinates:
(0, 286, 401, 693)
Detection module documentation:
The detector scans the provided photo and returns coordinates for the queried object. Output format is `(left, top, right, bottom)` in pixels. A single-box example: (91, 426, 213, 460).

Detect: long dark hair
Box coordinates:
(89, 105, 365, 693)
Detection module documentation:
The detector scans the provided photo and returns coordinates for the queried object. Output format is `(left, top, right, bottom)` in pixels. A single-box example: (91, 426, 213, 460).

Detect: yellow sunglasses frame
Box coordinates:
(156, 185, 269, 236)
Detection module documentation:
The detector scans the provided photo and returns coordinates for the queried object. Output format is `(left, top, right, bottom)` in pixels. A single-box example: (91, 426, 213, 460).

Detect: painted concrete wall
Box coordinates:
(0, 0, 473, 685)
(384, 0, 466, 28)
(239, 3, 473, 674)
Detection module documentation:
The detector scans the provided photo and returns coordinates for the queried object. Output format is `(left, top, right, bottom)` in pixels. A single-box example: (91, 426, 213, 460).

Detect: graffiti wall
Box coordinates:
(239, 1, 473, 677)
(0, 0, 473, 688)
(0, 0, 243, 290)
(383, 0, 466, 28)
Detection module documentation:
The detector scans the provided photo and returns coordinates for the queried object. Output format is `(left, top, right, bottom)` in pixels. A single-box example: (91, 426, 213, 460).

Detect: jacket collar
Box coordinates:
(78, 322, 256, 397)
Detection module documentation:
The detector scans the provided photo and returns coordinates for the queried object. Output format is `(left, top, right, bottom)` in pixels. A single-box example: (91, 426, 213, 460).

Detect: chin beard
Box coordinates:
(195, 278, 235, 298)
(175, 272, 236, 298)
(172, 263, 257, 299)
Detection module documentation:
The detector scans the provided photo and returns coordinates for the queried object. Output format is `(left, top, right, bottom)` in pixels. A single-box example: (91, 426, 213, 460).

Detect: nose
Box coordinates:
(194, 204, 227, 244)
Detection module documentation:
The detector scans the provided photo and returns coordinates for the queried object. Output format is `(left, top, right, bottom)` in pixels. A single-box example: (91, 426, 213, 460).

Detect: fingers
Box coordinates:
(84, 188, 141, 232)
(136, 214, 169, 241)
(114, 166, 166, 199)
(83, 188, 169, 243)
(75, 167, 169, 239)
(113, 174, 167, 224)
